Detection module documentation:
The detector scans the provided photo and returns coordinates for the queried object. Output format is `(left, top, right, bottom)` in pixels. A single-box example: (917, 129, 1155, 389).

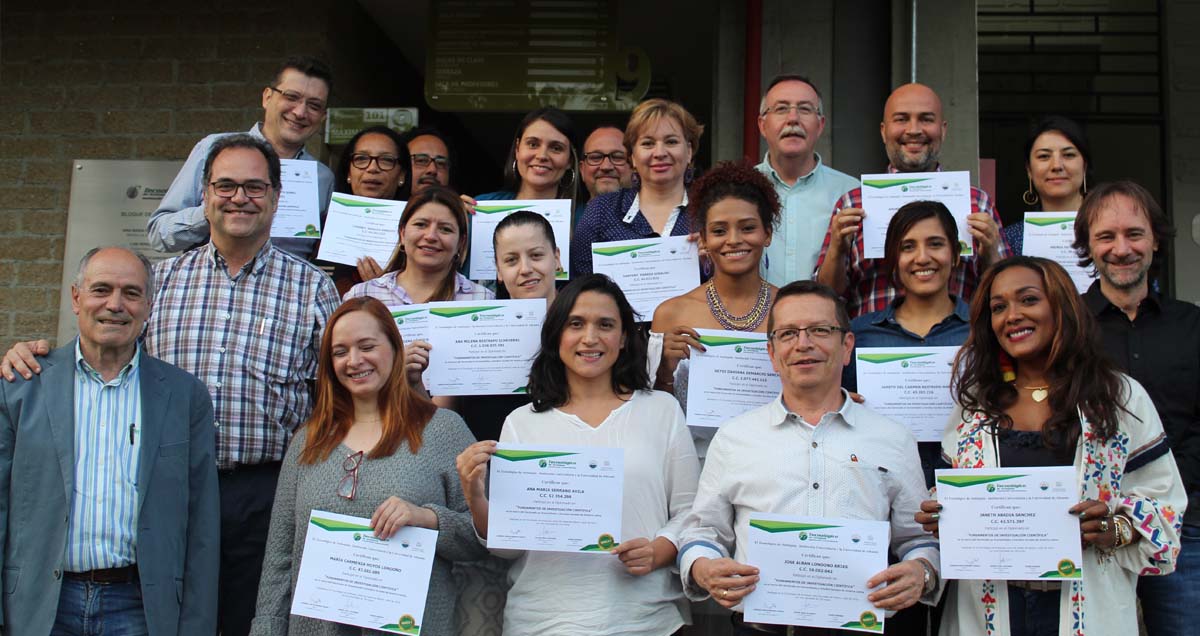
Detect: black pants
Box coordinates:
(217, 462, 281, 636)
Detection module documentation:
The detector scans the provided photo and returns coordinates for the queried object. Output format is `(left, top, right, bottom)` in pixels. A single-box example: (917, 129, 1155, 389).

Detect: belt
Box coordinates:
(1008, 579, 1062, 592)
(218, 460, 282, 474)
(64, 564, 138, 584)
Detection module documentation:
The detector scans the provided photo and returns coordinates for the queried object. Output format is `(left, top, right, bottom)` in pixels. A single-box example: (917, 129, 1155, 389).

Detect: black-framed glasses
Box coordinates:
(768, 325, 845, 343)
(266, 86, 327, 115)
(208, 180, 271, 199)
(337, 450, 365, 500)
(350, 153, 399, 171)
(411, 153, 450, 170)
(764, 103, 821, 118)
(583, 151, 628, 166)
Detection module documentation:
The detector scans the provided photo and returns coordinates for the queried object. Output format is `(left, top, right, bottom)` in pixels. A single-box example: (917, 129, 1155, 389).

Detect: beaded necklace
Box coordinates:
(706, 279, 770, 331)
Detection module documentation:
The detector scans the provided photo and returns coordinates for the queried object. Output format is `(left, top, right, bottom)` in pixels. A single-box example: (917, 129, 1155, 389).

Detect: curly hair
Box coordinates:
(952, 256, 1126, 449)
(686, 161, 781, 234)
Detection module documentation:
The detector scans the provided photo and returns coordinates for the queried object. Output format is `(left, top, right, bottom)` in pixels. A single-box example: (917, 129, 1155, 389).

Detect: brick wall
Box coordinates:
(0, 1, 412, 347)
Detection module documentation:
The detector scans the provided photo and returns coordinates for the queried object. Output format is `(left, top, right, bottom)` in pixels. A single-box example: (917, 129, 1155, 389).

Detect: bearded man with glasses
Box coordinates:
(149, 56, 335, 260)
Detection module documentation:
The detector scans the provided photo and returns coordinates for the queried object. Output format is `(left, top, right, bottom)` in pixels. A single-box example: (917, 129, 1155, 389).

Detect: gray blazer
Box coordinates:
(0, 344, 220, 635)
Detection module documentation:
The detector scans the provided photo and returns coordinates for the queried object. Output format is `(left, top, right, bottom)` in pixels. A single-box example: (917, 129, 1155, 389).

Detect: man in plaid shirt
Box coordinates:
(814, 83, 1008, 318)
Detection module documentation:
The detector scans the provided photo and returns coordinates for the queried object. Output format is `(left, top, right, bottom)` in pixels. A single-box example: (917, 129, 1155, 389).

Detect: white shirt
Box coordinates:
(495, 390, 700, 636)
(677, 391, 940, 609)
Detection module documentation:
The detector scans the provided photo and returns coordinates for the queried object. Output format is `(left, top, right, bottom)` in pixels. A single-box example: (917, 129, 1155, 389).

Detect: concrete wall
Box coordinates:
(1165, 0, 1200, 302)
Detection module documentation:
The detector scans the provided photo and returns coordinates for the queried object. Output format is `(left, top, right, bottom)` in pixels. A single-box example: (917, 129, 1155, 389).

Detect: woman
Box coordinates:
(917, 256, 1185, 636)
(250, 297, 484, 636)
(474, 106, 579, 207)
(455, 274, 700, 635)
(328, 126, 411, 295)
(1004, 116, 1091, 254)
(650, 162, 779, 458)
(571, 99, 704, 276)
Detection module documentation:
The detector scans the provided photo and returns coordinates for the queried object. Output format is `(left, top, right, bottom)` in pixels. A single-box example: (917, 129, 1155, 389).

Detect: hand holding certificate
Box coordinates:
(272, 159, 323, 239)
(591, 236, 699, 319)
(686, 329, 781, 428)
(860, 171, 973, 258)
(936, 466, 1083, 581)
(291, 511, 437, 634)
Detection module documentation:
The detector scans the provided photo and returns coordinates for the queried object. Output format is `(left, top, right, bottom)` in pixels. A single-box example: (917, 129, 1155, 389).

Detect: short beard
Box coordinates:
(887, 146, 940, 173)
(1101, 263, 1149, 291)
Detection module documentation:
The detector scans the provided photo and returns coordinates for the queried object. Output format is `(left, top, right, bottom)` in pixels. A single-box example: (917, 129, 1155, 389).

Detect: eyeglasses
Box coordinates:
(350, 153, 399, 171)
(768, 325, 845, 343)
(583, 151, 628, 166)
(266, 86, 327, 115)
(411, 153, 450, 170)
(337, 450, 365, 500)
(209, 180, 271, 199)
(764, 103, 821, 118)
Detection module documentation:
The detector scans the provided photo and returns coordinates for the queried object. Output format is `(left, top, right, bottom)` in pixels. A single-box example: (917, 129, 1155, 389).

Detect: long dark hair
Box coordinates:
(952, 256, 1125, 448)
(527, 274, 649, 411)
(333, 126, 410, 200)
(383, 185, 470, 302)
(502, 107, 579, 202)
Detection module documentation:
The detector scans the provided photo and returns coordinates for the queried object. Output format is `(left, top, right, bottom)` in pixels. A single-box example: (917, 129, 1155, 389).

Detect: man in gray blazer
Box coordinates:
(0, 246, 219, 635)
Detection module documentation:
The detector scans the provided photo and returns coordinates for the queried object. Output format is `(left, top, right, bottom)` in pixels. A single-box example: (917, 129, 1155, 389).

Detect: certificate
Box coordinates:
(685, 329, 781, 428)
(855, 346, 958, 442)
(272, 158, 323, 239)
(936, 466, 1082, 581)
(469, 199, 572, 280)
(591, 236, 699, 320)
(387, 303, 432, 346)
(487, 443, 623, 553)
(1021, 212, 1092, 292)
(425, 299, 545, 396)
(316, 194, 405, 267)
(291, 511, 437, 634)
(744, 513, 889, 633)
(860, 171, 973, 258)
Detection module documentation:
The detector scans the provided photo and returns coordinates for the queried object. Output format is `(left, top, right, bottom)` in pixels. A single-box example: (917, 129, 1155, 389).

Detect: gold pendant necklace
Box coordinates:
(1022, 385, 1049, 403)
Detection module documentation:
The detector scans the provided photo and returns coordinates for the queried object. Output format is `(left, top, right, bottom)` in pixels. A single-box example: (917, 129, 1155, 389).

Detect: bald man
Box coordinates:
(814, 83, 1008, 317)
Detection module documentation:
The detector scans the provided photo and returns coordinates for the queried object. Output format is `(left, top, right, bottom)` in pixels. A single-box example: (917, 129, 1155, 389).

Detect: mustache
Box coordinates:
(780, 125, 807, 139)
(1104, 254, 1142, 265)
(900, 134, 930, 144)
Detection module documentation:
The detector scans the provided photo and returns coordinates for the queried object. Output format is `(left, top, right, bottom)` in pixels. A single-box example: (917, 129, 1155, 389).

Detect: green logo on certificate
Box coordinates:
(860, 611, 878, 628)
(353, 533, 362, 541)
(472, 314, 479, 321)
(538, 459, 548, 468)
(987, 484, 997, 492)
(1057, 559, 1076, 577)
(399, 615, 415, 630)
(799, 532, 809, 541)
(901, 361, 909, 368)
(597, 534, 616, 550)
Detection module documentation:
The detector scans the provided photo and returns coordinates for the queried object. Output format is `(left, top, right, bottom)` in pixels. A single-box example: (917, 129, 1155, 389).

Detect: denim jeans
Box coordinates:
(51, 577, 148, 636)
(1138, 522, 1200, 636)
(1006, 585, 1061, 636)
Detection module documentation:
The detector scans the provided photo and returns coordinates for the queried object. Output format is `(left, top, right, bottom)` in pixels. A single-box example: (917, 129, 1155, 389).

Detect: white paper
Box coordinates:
(936, 466, 1083, 581)
(685, 329, 781, 428)
(424, 299, 545, 396)
(469, 199, 572, 280)
(316, 194, 405, 267)
(860, 171, 973, 258)
(272, 158, 323, 239)
(291, 510, 437, 634)
(744, 513, 889, 633)
(855, 346, 959, 442)
(386, 303, 432, 347)
(1021, 211, 1093, 292)
(487, 443, 624, 553)
(590, 236, 699, 320)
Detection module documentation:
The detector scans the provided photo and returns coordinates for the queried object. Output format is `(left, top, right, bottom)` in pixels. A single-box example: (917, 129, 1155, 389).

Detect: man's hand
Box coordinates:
(1, 339, 51, 381)
(827, 207, 865, 256)
(866, 559, 928, 611)
(690, 557, 760, 609)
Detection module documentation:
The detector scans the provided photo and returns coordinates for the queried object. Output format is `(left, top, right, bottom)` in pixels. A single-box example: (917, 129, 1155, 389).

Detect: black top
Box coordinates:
(998, 428, 1071, 468)
(1084, 281, 1200, 525)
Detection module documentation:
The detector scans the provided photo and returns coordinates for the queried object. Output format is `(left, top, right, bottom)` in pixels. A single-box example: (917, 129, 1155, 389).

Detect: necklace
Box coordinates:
(706, 279, 770, 331)
(1021, 384, 1050, 403)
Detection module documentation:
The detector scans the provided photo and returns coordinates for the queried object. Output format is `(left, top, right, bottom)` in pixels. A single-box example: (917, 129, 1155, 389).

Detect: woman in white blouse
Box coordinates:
(455, 273, 701, 635)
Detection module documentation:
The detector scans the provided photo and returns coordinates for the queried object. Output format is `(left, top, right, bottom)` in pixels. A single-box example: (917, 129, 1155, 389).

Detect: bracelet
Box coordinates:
(1113, 514, 1134, 548)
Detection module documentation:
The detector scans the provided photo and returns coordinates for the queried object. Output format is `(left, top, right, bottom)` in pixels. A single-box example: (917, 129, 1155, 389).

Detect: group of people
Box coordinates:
(0, 54, 1192, 636)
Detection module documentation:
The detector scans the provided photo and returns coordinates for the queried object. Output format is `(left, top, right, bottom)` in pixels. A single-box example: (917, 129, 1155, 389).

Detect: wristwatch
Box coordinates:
(1113, 514, 1134, 548)
(917, 558, 937, 594)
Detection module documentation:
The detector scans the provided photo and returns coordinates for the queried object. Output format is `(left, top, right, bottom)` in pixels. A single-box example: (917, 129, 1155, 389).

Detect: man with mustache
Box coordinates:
(814, 83, 1008, 318)
(579, 125, 633, 199)
(1075, 181, 1200, 636)
(148, 56, 334, 260)
(403, 125, 454, 196)
(755, 75, 858, 287)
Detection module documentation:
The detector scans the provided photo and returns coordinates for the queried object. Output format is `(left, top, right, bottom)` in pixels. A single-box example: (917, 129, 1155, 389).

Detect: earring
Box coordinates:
(631, 171, 641, 189)
(1022, 177, 1039, 206)
(1082, 174, 1088, 195)
(512, 158, 518, 176)
(999, 350, 1016, 383)
(684, 164, 695, 184)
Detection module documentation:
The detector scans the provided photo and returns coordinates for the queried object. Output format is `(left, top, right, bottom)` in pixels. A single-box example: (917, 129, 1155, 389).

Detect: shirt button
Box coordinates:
(813, 482, 820, 490)
(218, 347, 226, 354)
(53, 569, 61, 579)
(215, 382, 222, 388)
(812, 442, 818, 448)
(224, 312, 232, 320)
(1132, 353, 1140, 360)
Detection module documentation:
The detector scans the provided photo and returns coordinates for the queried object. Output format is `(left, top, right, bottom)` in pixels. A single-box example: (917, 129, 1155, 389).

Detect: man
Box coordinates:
(1074, 181, 1198, 636)
(755, 75, 859, 287)
(814, 83, 1007, 318)
(403, 125, 454, 196)
(148, 56, 334, 260)
(678, 280, 941, 636)
(0, 246, 219, 635)
(580, 124, 632, 198)
(4, 135, 340, 636)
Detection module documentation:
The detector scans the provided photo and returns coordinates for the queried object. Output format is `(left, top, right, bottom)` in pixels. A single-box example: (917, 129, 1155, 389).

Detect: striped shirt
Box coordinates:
(67, 340, 142, 572)
(147, 241, 340, 469)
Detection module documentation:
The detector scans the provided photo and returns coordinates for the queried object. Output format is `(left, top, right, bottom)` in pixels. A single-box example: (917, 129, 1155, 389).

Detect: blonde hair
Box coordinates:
(623, 98, 704, 154)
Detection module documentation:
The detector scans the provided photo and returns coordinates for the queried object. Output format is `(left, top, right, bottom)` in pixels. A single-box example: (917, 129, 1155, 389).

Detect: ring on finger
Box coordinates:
(721, 589, 728, 599)
(1099, 517, 1110, 534)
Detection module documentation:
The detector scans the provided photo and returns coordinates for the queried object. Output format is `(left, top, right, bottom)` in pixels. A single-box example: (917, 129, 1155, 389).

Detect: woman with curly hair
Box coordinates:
(916, 256, 1185, 636)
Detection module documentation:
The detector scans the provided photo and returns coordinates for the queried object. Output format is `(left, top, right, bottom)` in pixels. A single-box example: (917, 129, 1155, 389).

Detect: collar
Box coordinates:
(761, 151, 825, 186)
(886, 163, 942, 174)
(74, 337, 141, 384)
(622, 189, 690, 225)
(1083, 279, 1161, 316)
(768, 389, 855, 428)
(205, 240, 274, 277)
(873, 295, 970, 327)
(251, 122, 306, 160)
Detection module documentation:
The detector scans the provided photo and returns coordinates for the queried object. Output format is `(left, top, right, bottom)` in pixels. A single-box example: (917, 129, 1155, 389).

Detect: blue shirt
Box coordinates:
(570, 187, 691, 276)
(843, 296, 971, 392)
(67, 340, 143, 572)
(755, 153, 859, 286)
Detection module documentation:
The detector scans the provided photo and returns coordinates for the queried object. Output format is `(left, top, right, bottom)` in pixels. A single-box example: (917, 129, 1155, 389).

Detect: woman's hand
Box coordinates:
(370, 496, 437, 539)
(460, 194, 477, 215)
(404, 340, 432, 387)
(915, 499, 941, 538)
(455, 440, 497, 504)
(356, 256, 384, 282)
(661, 326, 705, 375)
(612, 537, 657, 576)
(1071, 499, 1118, 549)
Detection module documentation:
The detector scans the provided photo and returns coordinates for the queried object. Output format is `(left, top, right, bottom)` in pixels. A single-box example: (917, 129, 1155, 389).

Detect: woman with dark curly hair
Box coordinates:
(916, 256, 1185, 636)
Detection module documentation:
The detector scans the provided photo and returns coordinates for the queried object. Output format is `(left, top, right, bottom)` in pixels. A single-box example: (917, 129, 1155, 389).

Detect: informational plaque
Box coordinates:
(325, 108, 418, 145)
(59, 160, 183, 344)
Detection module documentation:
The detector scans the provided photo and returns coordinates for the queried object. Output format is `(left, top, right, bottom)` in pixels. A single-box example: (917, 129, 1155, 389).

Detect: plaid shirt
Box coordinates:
(147, 241, 339, 469)
(814, 168, 1009, 318)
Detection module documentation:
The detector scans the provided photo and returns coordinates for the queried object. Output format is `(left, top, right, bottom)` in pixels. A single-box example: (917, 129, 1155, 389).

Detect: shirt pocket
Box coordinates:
(827, 456, 893, 520)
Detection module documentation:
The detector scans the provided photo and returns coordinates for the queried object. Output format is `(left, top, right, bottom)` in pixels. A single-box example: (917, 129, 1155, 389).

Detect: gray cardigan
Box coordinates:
(250, 408, 486, 635)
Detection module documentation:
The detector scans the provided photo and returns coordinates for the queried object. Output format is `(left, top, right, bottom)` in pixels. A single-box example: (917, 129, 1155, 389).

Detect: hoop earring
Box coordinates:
(1022, 177, 1039, 206)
